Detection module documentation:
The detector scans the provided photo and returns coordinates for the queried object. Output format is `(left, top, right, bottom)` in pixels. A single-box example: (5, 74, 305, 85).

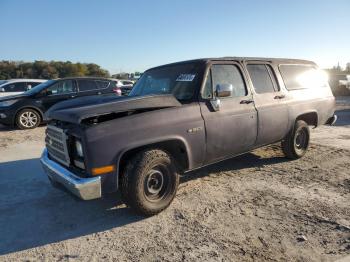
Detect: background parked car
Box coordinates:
(111, 79, 134, 95)
(0, 79, 47, 97)
(0, 77, 120, 129)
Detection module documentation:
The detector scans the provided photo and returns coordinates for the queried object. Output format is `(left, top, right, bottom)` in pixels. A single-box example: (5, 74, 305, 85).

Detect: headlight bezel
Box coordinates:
(75, 139, 84, 158)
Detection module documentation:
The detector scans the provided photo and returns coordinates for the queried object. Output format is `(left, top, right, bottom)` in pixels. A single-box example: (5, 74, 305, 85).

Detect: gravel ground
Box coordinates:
(0, 97, 349, 261)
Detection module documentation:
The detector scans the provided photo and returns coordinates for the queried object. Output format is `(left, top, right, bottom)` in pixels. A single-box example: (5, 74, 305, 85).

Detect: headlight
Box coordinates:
(75, 140, 84, 157)
(0, 100, 17, 107)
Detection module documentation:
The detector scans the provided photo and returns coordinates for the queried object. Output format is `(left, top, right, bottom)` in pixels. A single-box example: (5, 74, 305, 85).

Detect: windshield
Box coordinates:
(24, 80, 56, 95)
(129, 62, 203, 101)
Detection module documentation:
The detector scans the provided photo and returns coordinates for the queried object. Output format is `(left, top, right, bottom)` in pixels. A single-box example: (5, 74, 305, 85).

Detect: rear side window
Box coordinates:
(279, 65, 328, 90)
(28, 82, 41, 88)
(77, 80, 98, 91)
(95, 80, 110, 89)
(247, 64, 278, 94)
(210, 64, 247, 97)
(3, 82, 27, 92)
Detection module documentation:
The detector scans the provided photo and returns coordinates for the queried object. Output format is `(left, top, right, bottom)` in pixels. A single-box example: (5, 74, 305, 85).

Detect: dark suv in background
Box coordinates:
(0, 77, 120, 129)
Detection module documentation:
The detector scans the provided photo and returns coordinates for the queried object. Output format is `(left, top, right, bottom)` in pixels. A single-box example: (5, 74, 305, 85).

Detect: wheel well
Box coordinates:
(15, 107, 43, 124)
(296, 112, 318, 127)
(118, 140, 189, 177)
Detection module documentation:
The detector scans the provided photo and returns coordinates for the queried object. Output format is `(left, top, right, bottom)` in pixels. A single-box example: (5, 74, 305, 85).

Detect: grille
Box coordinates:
(46, 125, 70, 166)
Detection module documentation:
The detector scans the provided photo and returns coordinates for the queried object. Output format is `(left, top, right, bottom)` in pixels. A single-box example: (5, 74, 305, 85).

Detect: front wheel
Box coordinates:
(16, 109, 41, 129)
(121, 149, 179, 216)
(282, 120, 310, 159)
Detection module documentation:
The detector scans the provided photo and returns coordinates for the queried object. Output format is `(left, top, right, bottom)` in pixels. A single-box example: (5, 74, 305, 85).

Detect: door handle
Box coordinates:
(70, 95, 77, 98)
(240, 99, 254, 104)
(274, 95, 285, 99)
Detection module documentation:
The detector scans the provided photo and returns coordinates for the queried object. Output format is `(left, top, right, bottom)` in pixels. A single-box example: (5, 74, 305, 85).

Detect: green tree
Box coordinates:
(0, 60, 110, 80)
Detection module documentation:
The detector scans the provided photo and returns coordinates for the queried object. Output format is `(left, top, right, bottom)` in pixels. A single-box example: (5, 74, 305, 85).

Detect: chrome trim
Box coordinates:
(41, 149, 101, 200)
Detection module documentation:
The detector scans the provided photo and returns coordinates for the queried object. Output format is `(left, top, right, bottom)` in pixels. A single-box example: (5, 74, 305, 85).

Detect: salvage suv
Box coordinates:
(41, 57, 337, 215)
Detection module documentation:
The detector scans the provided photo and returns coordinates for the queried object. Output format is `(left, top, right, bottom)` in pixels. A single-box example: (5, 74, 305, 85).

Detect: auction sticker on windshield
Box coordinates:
(176, 74, 196, 82)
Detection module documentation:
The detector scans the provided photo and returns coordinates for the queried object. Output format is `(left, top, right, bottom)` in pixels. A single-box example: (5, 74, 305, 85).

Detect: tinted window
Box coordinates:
(26, 82, 40, 90)
(47, 80, 75, 95)
(279, 65, 328, 90)
(3, 82, 27, 92)
(95, 80, 110, 89)
(247, 64, 278, 94)
(211, 64, 247, 97)
(78, 80, 98, 91)
(28, 82, 41, 88)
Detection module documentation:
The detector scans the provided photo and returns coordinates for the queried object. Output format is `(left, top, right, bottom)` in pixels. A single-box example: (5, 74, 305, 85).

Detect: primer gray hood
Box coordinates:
(46, 94, 182, 124)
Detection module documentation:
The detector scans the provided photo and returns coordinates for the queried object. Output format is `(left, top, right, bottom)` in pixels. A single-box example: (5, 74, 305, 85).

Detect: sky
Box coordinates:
(0, 0, 349, 74)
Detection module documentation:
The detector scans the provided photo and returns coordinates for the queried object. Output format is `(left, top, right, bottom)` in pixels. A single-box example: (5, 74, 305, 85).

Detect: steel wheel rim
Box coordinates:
(295, 128, 307, 151)
(144, 166, 169, 202)
(19, 111, 38, 128)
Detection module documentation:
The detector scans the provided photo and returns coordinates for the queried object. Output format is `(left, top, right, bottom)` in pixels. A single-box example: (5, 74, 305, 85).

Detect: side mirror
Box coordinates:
(210, 83, 233, 111)
(0, 88, 4, 92)
(216, 83, 233, 97)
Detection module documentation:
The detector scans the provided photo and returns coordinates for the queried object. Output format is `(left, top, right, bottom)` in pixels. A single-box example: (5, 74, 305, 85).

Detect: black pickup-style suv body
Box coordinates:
(41, 57, 337, 215)
(0, 77, 119, 129)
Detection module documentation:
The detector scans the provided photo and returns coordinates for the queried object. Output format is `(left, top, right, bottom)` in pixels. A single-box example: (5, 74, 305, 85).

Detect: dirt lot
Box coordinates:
(0, 98, 349, 262)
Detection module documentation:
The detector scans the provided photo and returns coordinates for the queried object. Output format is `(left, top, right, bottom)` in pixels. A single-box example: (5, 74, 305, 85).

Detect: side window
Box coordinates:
(28, 82, 41, 88)
(247, 64, 278, 94)
(78, 80, 98, 92)
(202, 70, 213, 99)
(47, 80, 75, 95)
(4, 82, 27, 92)
(95, 80, 110, 89)
(279, 64, 328, 90)
(211, 64, 247, 97)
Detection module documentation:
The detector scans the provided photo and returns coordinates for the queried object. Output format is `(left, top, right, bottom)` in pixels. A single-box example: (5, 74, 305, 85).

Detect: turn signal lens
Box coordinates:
(92, 165, 115, 176)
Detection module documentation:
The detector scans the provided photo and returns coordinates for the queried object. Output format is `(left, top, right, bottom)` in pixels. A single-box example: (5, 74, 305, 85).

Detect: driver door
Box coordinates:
(200, 62, 258, 164)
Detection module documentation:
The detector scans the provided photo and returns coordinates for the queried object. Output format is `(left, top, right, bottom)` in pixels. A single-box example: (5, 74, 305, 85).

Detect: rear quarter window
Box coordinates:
(95, 80, 110, 89)
(77, 80, 98, 91)
(279, 64, 329, 90)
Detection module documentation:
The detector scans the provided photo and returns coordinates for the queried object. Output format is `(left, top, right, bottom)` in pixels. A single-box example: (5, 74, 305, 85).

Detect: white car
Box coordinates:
(110, 79, 135, 95)
(0, 79, 47, 97)
(339, 75, 350, 90)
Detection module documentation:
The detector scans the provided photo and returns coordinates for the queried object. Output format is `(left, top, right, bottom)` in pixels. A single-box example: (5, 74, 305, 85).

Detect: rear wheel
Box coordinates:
(121, 149, 179, 216)
(282, 120, 310, 159)
(16, 109, 41, 129)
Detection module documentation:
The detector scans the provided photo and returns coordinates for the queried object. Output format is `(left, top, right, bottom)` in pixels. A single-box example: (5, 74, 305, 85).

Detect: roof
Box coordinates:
(53, 77, 113, 81)
(148, 57, 316, 71)
(3, 79, 47, 83)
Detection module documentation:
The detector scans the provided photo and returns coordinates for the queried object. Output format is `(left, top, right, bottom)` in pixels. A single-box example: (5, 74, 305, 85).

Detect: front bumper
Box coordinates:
(0, 108, 14, 125)
(40, 148, 101, 200)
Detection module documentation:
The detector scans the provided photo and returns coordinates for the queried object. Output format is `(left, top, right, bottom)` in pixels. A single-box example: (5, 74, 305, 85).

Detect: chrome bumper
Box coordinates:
(40, 149, 101, 200)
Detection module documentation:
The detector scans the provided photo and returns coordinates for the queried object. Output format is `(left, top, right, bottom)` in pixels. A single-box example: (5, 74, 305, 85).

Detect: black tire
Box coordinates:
(16, 109, 41, 129)
(282, 120, 310, 159)
(121, 149, 179, 216)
